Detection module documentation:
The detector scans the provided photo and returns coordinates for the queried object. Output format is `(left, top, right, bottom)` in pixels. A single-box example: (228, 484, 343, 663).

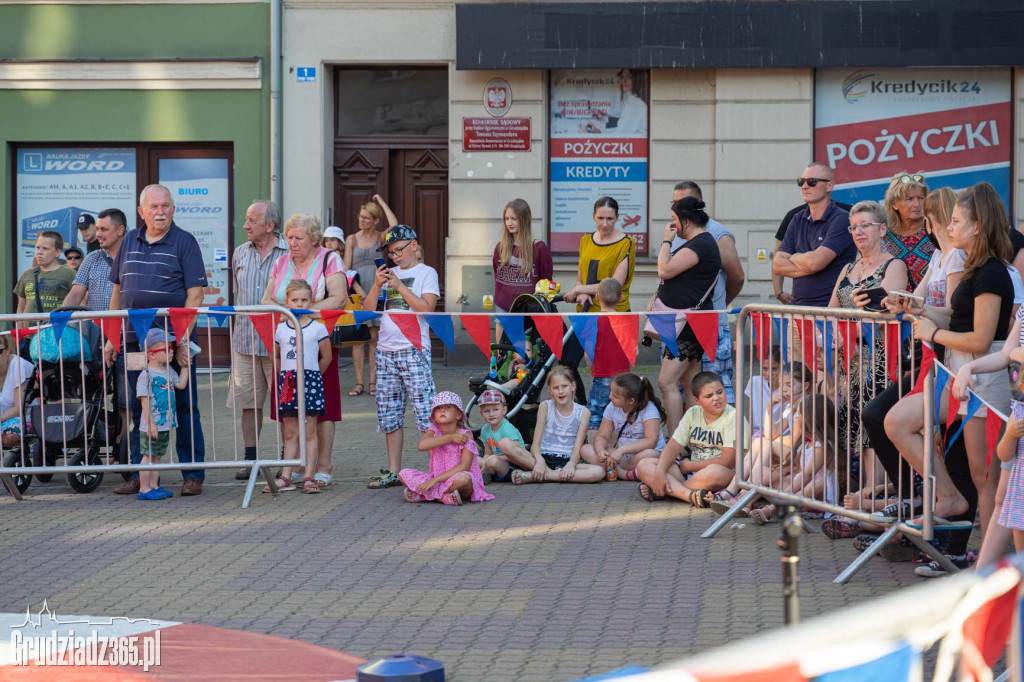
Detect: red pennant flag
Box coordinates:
(10, 327, 38, 344)
(910, 344, 937, 396)
(250, 313, 278, 356)
(885, 322, 901, 382)
(319, 310, 344, 335)
(796, 318, 817, 374)
(692, 661, 805, 682)
(389, 313, 423, 351)
(531, 314, 564, 360)
(960, 581, 1018, 681)
(168, 308, 198, 345)
(687, 312, 720, 363)
(946, 393, 961, 446)
(609, 314, 639, 367)
(836, 320, 858, 373)
(460, 315, 492, 359)
(751, 312, 772, 361)
(98, 317, 123, 353)
(985, 410, 1005, 467)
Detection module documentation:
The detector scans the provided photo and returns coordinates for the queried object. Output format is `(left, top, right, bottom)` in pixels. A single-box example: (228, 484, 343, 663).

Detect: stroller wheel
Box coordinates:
(66, 451, 104, 494)
(31, 443, 53, 483)
(2, 450, 32, 494)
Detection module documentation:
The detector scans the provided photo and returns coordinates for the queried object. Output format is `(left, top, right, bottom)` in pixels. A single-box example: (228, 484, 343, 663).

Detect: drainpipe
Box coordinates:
(270, 0, 282, 210)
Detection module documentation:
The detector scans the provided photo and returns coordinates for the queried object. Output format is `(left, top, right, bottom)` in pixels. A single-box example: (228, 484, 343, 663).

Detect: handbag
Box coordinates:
(643, 273, 718, 341)
(330, 293, 372, 347)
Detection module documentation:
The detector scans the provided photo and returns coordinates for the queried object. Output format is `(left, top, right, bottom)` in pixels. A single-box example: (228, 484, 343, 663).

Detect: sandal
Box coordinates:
(637, 483, 664, 502)
(368, 469, 400, 489)
(708, 495, 749, 518)
(512, 470, 533, 485)
(348, 383, 365, 397)
(750, 506, 777, 525)
(368, 383, 377, 397)
(314, 473, 332, 488)
(688, 489, 710, 508)
(302, 478, 320, 494)
(404, 488, 426, 503)
(262, 477, 295, 493)
(441, 490, 463, 506)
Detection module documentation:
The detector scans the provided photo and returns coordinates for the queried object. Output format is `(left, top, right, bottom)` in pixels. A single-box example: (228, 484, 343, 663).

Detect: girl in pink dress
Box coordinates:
(398, 391, 494, 506)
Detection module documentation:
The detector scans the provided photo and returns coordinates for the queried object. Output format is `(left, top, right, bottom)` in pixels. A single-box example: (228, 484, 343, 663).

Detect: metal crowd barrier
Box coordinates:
(702, 304, 970, 583)
(0, 305, 307, 508)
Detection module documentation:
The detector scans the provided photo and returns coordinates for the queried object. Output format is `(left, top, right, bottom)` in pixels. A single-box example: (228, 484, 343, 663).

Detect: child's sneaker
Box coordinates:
(822, 517, 860, 540)
(914, 553, 973, 578)
(441, 490, 463, 506)
(853, 533, 879, 552)
(154, 487, 173, 499)
(137, 489, 167, 501)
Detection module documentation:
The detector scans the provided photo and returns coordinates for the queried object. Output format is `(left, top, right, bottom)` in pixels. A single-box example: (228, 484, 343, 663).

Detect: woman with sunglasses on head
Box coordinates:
(343, 200, 389, 398)
(882, 172, 932, 288)
(883, 183, 1013, 552)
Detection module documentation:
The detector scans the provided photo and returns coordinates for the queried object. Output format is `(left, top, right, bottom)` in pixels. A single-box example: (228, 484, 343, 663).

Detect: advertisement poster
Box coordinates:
(158, 158, 231, 327)
(550, 69, 649, 254)
(15, 148, 136, 276)
(815, 68, 1011, 210)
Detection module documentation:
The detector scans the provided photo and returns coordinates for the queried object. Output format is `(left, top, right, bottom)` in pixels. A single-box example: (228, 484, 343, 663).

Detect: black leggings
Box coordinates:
(861, 372, 976, 556)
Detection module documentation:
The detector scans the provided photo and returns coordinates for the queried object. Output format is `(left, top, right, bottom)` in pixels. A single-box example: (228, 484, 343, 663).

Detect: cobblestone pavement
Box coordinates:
(0, 364, 932, 681)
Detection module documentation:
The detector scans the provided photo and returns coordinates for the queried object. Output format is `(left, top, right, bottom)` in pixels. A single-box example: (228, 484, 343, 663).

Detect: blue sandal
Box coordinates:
(368, 469, 399, 489)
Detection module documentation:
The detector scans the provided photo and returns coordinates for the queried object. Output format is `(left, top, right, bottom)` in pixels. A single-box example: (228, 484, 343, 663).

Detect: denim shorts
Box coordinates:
(587, 376, 612, 429)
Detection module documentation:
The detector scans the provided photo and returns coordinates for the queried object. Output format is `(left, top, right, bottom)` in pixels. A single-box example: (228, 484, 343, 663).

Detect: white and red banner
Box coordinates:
(814, 68, 1012, 210)
(549, 70, 650, 254)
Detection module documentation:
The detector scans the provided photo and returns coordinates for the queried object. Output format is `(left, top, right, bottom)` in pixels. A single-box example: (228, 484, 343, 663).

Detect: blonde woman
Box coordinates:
(492, 199, 553, 341)
(343, 201, 386, 397)
(882, 171, 931, 288)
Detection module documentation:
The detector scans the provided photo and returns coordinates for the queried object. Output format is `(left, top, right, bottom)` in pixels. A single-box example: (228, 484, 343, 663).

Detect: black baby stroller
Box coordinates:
(2, 310, 123, 493)
(464, 292, 587, 446)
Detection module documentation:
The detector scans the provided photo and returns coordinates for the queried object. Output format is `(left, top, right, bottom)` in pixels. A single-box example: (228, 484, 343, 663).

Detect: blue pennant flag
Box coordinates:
(48, 310, 73, 344)
(127, 308, 158, 346)
(646, 313, 679, 360)
(816, 642, 919, 682)
(353, 311, 382, 327)
(861, 320, 875, 348)
(815, 320, 834, 377)
(934, 364, 949, 426)
(773, 316, 789, 370)
(568, 315, 598, 362)
(208, 305, 236, 325)
(288, 308, 314, 318)
(946, 393, 983, 455)
(423, 314, 456, 353)
(496, 314, 528, 359)
(899, 316, 913, 344)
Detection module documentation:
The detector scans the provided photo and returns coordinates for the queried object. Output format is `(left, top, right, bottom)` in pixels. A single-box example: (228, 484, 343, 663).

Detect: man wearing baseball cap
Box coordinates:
(77, 213, 101, 253)
(362, 223, 439, 489)
(476, 389, 536, 483)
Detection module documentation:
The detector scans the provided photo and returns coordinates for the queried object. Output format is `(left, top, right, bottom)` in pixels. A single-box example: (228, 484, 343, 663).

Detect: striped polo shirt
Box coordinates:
(231, 236, 288, 355)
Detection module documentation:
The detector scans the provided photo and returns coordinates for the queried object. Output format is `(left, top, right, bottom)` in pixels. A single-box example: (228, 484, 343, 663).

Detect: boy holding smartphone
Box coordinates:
(362, 224, 439, 489)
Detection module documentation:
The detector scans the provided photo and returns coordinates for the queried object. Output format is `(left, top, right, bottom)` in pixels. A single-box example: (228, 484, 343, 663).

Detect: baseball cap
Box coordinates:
(378, 224, 417, 252)
(64, 247, 84, 258)
(478, 389, 506, 406)
(77, 214, 96, 229)
(323, 226, 345, 244)
(143, 328, 176, 351)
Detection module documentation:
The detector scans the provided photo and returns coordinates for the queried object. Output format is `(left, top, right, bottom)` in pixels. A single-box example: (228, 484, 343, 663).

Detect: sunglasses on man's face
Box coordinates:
(1010, 361, 1024, 402)
(796, 177, 830, 188)
(898, 174, 925, 185)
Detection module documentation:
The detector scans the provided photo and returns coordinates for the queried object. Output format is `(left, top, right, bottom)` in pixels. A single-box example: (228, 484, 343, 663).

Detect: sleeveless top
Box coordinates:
(540, 399, 584, 458)
(835, 257, 900, 309)
(577, 233, 636, 312)
(351, 234, 380, 297)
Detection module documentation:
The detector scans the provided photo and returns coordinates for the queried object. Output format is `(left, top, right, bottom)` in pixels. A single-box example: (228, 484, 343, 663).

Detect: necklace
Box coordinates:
(853, 251, 886, 281)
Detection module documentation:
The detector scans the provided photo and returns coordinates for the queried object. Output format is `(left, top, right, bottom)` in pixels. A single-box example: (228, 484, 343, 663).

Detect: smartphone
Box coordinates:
(887, 290, 924, 310)
(374, 257, 387, 300)
(860, 286, 888, 311)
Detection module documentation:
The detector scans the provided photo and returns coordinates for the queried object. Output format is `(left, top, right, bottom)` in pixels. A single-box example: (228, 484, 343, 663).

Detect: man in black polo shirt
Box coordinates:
(105, 184, 208, 497)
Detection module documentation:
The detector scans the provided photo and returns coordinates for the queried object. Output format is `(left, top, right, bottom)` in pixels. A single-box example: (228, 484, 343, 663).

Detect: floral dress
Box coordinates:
(398, 425, 494, 502)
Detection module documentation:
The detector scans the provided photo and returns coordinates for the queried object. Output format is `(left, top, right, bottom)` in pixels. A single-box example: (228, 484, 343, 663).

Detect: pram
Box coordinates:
(464, 293, 587, 446)
(2, 309, 123, 493)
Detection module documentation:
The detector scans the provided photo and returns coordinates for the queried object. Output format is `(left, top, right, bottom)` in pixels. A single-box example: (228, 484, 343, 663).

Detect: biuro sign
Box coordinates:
(814, 68, 1012, 209)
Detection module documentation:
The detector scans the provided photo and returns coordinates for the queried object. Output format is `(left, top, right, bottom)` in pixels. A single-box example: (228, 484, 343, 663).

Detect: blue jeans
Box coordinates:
(122, 342, 206, 482)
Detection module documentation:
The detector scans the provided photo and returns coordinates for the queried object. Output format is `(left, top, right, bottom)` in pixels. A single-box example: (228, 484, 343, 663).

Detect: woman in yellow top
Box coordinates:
(564, 196, 636, 312)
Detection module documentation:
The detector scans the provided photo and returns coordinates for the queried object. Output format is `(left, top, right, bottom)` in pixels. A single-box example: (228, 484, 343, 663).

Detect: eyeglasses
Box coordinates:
(386, 241, 413, 258)
(898, 174, 925, 185)
(1010, 362, 1024, 402)
(848, 222, 885, 233)
(797, 177, 831, 187)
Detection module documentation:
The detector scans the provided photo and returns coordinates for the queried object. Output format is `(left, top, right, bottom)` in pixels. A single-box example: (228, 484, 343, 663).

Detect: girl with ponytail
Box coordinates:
(581, 372, 667, 481)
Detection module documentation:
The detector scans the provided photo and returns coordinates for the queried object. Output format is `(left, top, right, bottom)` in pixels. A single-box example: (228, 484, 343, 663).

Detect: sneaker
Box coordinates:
(915, 554, 973, 578)
(822, 518, 861, 540)
(853, 534, 879, 552)
(137, 489, 167, 501)
(154, 487, 174, 499)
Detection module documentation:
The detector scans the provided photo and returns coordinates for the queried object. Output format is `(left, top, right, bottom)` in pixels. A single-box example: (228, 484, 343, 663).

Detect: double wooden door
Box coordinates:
(333, 139, 449, 301)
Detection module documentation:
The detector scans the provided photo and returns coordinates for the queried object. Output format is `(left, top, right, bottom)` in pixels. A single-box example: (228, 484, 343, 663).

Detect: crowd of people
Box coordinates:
(7, 165, 1024, 580)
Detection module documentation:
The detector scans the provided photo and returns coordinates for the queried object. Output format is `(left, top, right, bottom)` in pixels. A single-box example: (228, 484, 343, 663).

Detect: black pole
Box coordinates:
(779, 504, 804, 625)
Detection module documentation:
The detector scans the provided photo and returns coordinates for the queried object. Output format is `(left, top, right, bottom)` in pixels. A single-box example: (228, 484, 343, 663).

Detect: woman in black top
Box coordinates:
(885, 182, 1013, 540)
(654, 196, 722, 433)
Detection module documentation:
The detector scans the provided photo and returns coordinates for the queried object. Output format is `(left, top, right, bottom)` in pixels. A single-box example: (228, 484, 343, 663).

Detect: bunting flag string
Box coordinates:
(909, 344, 937, 396)
(460, 315, 493, 360)
(388, 313, 423, 351)
(208, 305, 236, 326)
(318, 310, 345, 335)
(48, 310, 73, 344)
(567, 315, 598, 362)
(496, 314, 528, 359)
(687, 312, 719, 363)
(353, 310, 381, 328)
(608, 315, 639, 367)
(127, 308, 158, 346)
(531, 315, 564, 360)
(646, 313, 680, 360)
(97, 317, 123, 353)
(945, 394, 979, 455)
(423, 314, 456, 354)
(168, 308, 198, 345)
(249, 314, 278, 356)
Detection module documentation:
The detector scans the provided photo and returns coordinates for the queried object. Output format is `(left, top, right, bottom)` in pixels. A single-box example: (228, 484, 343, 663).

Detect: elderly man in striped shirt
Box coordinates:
(231, 200, 288, 479)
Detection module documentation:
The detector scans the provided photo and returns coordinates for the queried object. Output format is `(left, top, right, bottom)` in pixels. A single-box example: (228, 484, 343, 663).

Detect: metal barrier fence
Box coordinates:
(702, 304, 971, 583)
(0, 305, 307, 508)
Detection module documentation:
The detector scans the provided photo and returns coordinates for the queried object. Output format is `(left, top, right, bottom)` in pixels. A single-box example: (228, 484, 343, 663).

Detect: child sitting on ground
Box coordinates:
(587, 277, 631, 440)
(581, 372, 666, 481)
(137, 328, 190, 501)
(636, 371, 735, 506)
(399, 391, 493, 505)
(513, 366, 605, 484)
(477, 389, 536, 482)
